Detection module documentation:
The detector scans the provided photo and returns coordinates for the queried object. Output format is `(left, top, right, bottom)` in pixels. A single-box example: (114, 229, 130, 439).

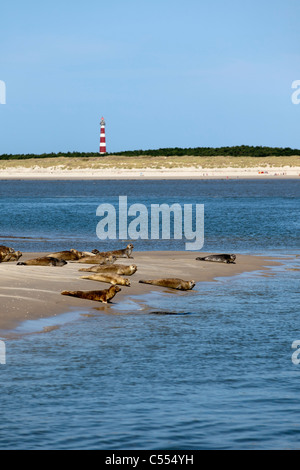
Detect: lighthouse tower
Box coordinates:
(99, 117, 106, 154)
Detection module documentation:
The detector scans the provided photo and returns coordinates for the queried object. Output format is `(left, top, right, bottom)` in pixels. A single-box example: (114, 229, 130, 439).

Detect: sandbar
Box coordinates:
(0, 251, 282, 335)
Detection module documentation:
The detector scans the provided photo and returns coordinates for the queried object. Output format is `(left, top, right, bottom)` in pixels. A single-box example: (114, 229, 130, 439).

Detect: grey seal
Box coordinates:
(92, 244, 134, 259)
(139, 278, 195, 291)
(81, 273, 131, 286)
(79, 264, 137, 275)
(0, 246, 22, 263)
(196, 254, 236, 264)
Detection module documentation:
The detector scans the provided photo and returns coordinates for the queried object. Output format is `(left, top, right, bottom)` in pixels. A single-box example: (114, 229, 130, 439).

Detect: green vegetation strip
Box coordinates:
(1, 146, 300, 161)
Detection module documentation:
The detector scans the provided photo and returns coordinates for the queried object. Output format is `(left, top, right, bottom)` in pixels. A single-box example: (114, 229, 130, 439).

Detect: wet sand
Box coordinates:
(0, 251, 282, 335)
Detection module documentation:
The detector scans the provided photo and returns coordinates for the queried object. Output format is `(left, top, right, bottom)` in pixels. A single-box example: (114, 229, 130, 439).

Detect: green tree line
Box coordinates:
(0, 146, 300, 160)
(110, 145, 300, 157)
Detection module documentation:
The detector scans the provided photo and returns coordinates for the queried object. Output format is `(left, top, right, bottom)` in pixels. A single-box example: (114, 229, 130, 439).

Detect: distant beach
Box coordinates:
(0, 155, 299, 179)
(0, 166, 299, 180)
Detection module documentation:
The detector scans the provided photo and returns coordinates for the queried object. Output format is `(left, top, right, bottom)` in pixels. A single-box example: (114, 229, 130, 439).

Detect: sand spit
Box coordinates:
(0, 251, 282, 334)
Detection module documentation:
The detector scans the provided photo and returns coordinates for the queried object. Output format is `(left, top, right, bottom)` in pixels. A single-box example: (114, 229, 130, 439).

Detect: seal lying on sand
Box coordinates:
(75, 255, 117, 265)
(5, 251, 22, 262)
(196, 254, 236, 264)
(0, 246, 22, 263)
(79, 264, 137, 275)
(46, 249, 87, 261)
(139, 278, 195, 291)
(17, 257, 67, 267)
(81, 273, 131, 287)
(61, 285, 121, 304)
(92, 244, 134, 259)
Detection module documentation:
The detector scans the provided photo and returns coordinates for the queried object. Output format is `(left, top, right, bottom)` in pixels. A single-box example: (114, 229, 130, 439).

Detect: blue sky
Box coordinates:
(0, 0, 299, 154)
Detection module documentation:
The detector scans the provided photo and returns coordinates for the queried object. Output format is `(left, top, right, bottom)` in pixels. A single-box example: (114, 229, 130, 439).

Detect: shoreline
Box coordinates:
(0, 166, 299, 180)
(0, 251, 283, 336)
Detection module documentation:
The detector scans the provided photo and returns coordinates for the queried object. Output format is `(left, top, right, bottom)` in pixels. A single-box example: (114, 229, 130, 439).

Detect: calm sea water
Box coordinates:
(0, 179, 299, 450)
(0, 179, 299, 253)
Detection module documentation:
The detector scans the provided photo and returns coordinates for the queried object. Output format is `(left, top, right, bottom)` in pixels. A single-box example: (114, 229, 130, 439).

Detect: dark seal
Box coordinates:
(61, 285, 121, 304)
(17, 257, 67, 266)
(196, 254, 236, 264)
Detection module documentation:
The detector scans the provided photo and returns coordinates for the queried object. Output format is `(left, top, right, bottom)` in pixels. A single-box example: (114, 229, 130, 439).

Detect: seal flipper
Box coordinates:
(61, 291, 75, 297)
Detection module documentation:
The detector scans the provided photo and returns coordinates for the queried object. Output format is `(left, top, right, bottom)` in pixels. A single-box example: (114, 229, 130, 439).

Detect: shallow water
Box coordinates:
(0, 179, 299, 450)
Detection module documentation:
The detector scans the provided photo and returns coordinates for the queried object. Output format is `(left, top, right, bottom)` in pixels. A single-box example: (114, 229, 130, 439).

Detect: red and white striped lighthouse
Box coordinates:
(99, 117, 106, 154)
